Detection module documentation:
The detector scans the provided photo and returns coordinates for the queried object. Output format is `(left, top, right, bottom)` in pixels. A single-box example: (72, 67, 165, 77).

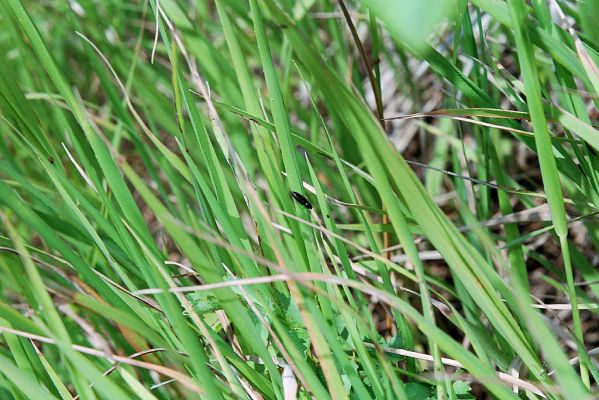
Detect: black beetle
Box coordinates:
(290, 191, 312, 210)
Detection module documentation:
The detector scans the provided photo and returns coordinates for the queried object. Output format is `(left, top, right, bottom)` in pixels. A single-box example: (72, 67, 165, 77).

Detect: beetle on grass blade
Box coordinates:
(290, 191, 312, 210)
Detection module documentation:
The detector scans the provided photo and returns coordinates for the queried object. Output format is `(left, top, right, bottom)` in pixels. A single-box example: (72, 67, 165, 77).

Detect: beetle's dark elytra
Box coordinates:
(290, 191, 312, 210)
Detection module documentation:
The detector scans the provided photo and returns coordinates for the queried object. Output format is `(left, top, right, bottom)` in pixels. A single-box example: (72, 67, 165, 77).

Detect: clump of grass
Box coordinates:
(0, 0, 598, 399)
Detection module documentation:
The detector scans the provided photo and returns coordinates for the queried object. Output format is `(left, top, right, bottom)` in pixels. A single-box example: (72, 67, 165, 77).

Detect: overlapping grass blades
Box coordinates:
(0, 0, 597, 399)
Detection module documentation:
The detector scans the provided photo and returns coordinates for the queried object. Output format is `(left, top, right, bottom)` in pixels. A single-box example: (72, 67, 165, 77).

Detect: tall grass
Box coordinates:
(0, 0, 598, 399)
